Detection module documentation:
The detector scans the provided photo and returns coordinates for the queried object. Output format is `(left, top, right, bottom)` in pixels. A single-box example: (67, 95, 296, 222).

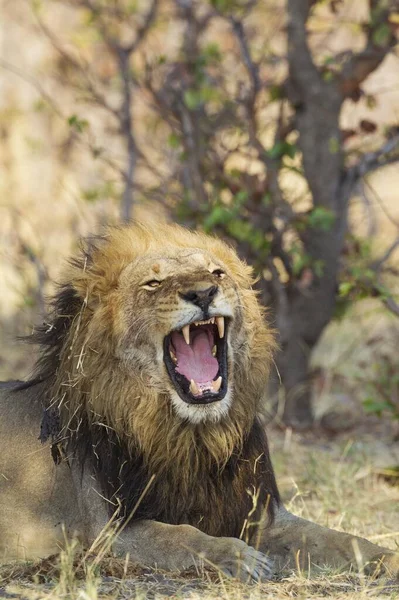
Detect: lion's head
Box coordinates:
(26, 221, 279, 536)
(36, 222, 274, 426)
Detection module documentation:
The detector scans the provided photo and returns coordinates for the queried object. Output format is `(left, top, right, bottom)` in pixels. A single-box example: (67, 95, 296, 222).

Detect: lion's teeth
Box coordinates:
(216, 316, 224, 339)
(170, 348, 177, 363)
(210, 317, 215, 324)
(182, 324, 190, 345)
(212, 345, 217, 357)
(189, 379, 200, 395)
(212, 376, 222, 392)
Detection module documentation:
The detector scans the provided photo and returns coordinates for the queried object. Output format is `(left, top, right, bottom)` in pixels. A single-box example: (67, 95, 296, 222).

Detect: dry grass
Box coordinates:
(1, 424, 398, 600)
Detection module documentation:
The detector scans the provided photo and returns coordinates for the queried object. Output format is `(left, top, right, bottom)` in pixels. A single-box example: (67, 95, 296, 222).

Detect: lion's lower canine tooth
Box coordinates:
(212, 345, 217, 356)
(170, 349, 177, 363)
(182, 324, 190, 345)
(212, 376, 222, 392)
(190, 379, 200, 395)
(216, 316, 224, 338)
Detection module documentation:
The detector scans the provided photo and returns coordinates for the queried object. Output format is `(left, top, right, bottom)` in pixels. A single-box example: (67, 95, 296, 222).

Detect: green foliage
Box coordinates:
(372, 23, 391, 46)
(183, 189, 272, 259)
(267, 140, 298, 160)
(167, 133, 181, 149)
(209, 0, 235, 12)
(68, 114, 89, 133)
(307, 207, 336, 231)
(81, 181, 117, 203)
(269, 85, 283, 102)
(335, 236, 397, 319)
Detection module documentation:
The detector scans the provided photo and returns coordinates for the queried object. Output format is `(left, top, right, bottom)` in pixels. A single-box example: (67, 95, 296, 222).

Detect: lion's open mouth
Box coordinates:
(163, 317, 228, 405)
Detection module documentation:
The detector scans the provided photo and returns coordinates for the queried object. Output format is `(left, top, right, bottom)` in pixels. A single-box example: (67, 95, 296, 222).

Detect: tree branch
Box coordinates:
(286, 0, 323, 102)
(371, 237, 399, 271)
(344, 134, 399, 198)
(339, 0, 397, 99)
(117, 48, 137, 221)
(125, 0, 159, 54)
(230, 17, 260, 100)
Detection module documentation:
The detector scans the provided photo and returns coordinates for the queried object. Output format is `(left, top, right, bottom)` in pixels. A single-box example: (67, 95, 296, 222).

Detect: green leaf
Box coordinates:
(202, 43, 221, 62)
(183, 89, 202, 110)
(372, 23, 391, 46)
(210, 0, 233, 11)
(68, 114, 89, 133)
(269, 85, 283, 102)
(307, 207, 336, 231)
(322, 70, 334, 82)
(167, 133, 180, 149)
(203, 205, 231, 230)
(233, 190, 248, 206)
(267, 141, 298, 160)
(262, 193, 271, 206)
(339, 281, 354, 298)
(363, 397, 393, 417)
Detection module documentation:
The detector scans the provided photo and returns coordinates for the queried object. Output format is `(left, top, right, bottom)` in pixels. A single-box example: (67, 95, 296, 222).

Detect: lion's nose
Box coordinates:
(180, 285, 219, 312)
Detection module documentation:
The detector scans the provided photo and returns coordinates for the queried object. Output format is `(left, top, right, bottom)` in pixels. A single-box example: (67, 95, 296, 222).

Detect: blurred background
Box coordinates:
(0, 0, 398, 441)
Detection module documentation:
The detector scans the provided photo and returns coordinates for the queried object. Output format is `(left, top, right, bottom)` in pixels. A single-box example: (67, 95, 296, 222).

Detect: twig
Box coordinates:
(230, 17, 260, 99)
(117, 48, 137, 221)
(339, 0, 396, 99)
(371, 237, 399, 271)
(343, 135, 399, 200)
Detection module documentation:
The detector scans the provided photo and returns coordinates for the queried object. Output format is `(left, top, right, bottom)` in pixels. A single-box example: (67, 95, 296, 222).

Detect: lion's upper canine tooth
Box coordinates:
(189, 379, 200, 395)
(212, 376, 222, 392)
(182, 324, 190, 345)
(216, 316, 224, 338)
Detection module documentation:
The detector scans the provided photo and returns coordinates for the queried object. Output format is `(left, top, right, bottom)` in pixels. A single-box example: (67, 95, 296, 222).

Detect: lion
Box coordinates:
(0, 221, 397, 581)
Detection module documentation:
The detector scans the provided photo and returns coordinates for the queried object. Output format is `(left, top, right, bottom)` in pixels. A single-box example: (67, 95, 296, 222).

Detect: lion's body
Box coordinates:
(0, 383, 81, 560)
(0, 222, 397, 578)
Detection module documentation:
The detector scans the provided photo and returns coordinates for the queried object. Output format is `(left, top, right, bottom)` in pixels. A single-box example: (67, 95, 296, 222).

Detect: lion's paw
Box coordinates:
(217, 538, 274, 582)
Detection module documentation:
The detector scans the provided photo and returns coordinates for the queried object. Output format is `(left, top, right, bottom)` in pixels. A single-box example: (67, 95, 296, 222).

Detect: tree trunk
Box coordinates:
(271, 0, 348, 426)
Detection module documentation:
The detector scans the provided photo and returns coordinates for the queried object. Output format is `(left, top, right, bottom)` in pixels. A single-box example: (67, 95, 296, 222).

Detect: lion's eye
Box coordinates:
(212, 269, 225, 279)
(142, 280, 161, 290)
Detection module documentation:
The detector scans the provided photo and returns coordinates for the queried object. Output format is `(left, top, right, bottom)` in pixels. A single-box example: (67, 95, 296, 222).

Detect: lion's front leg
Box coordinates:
(114, 520, 273, 582)
(72, 466, 273, 582)
(258, 505, 398, 577)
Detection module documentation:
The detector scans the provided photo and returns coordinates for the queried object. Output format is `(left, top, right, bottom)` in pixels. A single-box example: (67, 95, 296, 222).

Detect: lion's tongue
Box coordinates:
(172, 330, 218, 383)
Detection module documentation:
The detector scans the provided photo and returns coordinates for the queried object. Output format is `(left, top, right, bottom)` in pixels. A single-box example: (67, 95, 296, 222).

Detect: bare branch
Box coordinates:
(124, 0, 159, 54)
(356, 135, 399, 177)
(339, 0, 396, 99)
(364, 178, 399, 229)
(230, 17, 260, 99)
(117, 48, 137, 221)
(371, 237, 399, 271)
(347, 135, 399, 193)
(0, 58, 64, 119)
(383, 295, 399, 318)
(33, 12, 119, 117)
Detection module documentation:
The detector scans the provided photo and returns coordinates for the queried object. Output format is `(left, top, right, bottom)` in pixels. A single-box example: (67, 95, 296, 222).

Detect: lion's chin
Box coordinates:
(170, 389, 232, 424)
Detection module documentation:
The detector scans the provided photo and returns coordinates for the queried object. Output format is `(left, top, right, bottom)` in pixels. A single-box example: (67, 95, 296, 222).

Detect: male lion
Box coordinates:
(0, 222, 397, 580)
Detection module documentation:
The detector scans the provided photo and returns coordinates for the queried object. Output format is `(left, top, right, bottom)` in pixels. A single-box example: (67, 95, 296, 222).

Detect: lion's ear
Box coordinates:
(66, 236, 125, 309)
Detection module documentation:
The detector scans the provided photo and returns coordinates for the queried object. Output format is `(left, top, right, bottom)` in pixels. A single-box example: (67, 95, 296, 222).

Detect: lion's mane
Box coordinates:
(20, 223, 280, 540)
